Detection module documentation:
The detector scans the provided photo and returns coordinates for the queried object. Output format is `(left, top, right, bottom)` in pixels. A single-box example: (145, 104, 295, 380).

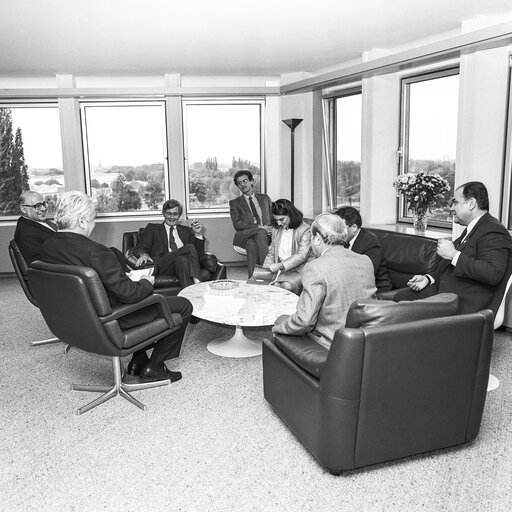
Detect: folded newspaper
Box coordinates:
(126, 267, 155, 282)
(248, 265, 280, 285)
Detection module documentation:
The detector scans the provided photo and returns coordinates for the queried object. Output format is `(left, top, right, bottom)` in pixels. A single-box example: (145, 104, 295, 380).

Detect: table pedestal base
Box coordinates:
(207, 325, 264, 358)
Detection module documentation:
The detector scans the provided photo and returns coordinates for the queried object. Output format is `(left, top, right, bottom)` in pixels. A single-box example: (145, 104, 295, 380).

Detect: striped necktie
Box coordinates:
(249, 196, 261, 225)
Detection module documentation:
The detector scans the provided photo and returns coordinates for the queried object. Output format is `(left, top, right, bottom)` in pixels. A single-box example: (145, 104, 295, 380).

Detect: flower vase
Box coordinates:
(412, 209, 429, 235)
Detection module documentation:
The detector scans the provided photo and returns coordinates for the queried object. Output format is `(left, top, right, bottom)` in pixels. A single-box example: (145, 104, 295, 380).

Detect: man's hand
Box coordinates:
(406, 275, 429, 291)
(437, 238, 457, 261)
(140, 275, 155, 285)
(135, 253, 153, 267)
(191, 219, 203, 236)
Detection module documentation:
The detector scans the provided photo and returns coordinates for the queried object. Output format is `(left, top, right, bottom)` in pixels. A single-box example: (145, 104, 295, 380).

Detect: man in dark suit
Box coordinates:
(41, 191, 192, 383)
(132, 199, 205, 288)
(14, 191, 57, 264)
(335, 206, 393, 293)
(394, 181, 512, 314)
(229, 170, 273, 277)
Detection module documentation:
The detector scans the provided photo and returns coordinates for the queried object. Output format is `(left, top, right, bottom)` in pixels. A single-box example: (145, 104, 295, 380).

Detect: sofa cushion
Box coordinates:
(273, 334, 328, 380)
(345, 293, 459, 328)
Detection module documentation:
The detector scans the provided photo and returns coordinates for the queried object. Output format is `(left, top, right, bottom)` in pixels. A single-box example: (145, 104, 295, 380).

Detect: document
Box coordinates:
(126, 267, 154, 282)
(248, 265, 281, 285)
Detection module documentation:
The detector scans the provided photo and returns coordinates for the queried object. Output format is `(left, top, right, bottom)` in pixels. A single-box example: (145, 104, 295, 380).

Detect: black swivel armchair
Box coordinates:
(28, 260, 183, 415)
(263, 294, 494, 474)
(123, 228, 227, 296)
(9, 239, 69, 352)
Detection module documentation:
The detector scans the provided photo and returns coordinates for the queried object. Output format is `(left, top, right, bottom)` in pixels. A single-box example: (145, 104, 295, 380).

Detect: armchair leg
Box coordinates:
(72, 356, 170, 415)
(31, 337, 71, 354)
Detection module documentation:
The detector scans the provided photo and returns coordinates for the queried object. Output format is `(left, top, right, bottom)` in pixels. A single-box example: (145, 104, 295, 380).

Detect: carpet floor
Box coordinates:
(1, 269, 512, 512)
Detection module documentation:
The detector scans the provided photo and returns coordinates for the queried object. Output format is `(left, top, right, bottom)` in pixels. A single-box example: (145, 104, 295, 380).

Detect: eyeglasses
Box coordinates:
(22, 201, 47, 211)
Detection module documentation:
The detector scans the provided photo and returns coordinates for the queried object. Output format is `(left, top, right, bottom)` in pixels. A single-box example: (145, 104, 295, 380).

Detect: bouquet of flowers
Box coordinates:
(393, 172, 450, 213)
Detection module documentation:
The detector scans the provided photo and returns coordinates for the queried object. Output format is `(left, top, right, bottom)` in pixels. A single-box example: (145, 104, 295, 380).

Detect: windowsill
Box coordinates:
(367, 223, 451, 240)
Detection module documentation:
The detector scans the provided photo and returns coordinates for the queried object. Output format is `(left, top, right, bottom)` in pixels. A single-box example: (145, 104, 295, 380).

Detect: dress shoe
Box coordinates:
(139, 363, 182, 383)
(189, 315, 200, 324)
(126, 356, 149, 376)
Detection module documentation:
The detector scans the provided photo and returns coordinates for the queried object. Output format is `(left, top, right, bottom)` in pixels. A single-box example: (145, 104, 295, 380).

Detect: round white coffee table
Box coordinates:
(178, 280, 298, 358)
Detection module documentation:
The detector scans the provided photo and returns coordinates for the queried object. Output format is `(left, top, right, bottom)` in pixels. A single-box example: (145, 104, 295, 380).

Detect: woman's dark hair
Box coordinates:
(271, 198, 303, 229)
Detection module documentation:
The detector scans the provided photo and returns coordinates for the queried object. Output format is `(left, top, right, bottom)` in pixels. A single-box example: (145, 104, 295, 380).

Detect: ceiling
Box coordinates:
(1, 0, 511, 78)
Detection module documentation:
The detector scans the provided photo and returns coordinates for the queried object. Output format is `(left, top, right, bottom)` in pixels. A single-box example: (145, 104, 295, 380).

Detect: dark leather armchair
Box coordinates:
(28, 260, 183, 415)
(123, 229, 227, 296)
(8, 239, 69, 352)
(263, 294, 494, 474)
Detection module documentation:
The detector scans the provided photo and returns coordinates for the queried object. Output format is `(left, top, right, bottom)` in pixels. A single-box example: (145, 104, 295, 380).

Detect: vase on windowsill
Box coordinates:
(411, 208, 429, 235)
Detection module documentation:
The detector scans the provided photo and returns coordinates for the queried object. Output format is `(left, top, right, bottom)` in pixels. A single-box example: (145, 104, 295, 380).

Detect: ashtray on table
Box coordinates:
(207, 279, 240, 296)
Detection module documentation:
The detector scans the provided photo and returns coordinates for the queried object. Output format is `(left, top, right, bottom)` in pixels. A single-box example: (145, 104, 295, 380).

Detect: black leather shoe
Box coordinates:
(190, 315, 200, 324)
(126, 357, 149, 376)
(139, 364, 182, 383)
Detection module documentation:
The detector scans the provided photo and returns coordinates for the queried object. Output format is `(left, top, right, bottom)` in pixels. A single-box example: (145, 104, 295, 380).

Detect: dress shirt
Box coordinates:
(165, 224, 183, 251)
(243, 194, 263, 225)
(348, 229, 361, 250)
(278, 228, 294, 261)
(451, 213, 485, 266)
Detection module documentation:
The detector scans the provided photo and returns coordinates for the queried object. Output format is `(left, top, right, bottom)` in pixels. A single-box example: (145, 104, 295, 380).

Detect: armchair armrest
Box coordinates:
(100, 293, 180, 329)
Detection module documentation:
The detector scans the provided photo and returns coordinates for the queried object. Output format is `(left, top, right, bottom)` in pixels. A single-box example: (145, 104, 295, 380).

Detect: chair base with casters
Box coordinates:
(9, 240, 71, 353)
(71, 356, 169, 415)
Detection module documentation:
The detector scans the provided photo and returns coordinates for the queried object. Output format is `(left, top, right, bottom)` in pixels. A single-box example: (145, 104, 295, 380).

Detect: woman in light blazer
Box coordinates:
(262, 198, 312, 294)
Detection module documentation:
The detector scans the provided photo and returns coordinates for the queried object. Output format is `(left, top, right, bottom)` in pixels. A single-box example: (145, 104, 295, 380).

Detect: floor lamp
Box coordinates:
(282, 118, 303, 203)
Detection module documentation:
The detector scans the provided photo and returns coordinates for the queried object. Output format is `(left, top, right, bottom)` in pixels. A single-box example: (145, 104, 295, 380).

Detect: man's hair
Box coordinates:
(311, 213, 347, 246)
(162, 199, 183, 216)
(54, 191, 95, 230)
(458, 181, 489, 211)
(271, 198, 303, 229)
(334, 206, 362, 229)
(19, 190, 40, 206)
(233, 170, 254, 184)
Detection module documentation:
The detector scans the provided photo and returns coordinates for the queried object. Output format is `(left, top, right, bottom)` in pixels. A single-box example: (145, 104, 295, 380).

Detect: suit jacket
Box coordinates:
(263, 221, 312, 273)
(433, 212, 512, 314)
(352, 227, 393, 292)
(41, 232, 153, 308)
(229, 193, 273, 247)
(134, 223, 206, 262)
(14, 216, 57, 264)
(273, 245, 377, 349)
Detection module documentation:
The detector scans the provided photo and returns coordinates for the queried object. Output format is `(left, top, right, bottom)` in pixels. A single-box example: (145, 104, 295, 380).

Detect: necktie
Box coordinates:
(455, 228, 468, 249)
(169, 227, 178, 252)
(249, 196, 261, 225)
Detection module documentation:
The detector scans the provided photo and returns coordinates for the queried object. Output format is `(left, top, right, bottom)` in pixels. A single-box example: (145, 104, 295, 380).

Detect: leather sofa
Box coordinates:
(263, 293, 494, 474)
(123, 229, 227, 296)
(366, 228, 440, 300)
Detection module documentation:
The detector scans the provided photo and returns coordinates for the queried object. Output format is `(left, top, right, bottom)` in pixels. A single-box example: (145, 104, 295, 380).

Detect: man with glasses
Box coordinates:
(229, 170, 273, 277)
(131, 199, 205, 288)
(395, 181, 512, 314)
(14, 191, 57, 264)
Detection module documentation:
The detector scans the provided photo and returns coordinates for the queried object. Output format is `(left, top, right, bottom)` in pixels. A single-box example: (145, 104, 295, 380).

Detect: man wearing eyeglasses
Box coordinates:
(395, 181, 512, 315)
(131, 199, 205, 288)
(230, 170, 273, 277)
(14, 191, 57, 264)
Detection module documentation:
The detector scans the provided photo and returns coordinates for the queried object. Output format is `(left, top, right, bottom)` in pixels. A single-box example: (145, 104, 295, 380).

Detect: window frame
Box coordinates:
(181, 97, 265, 215)
(0, 101, 64, 220)
(79, 99, 170, 218)
(502, 55, 512, 229)
(398, 66, 459, 227)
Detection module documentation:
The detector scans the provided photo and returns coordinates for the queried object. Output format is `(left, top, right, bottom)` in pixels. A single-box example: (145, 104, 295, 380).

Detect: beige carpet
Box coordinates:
(1, 270, 512, 512)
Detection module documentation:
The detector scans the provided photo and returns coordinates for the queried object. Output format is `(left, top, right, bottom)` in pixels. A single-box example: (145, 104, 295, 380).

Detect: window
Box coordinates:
(81, 101, 168, 215)
(0, 104, 63, 217)
(334, 92, 362, 207)
(183, 99, 264, 212)
(399, 68, 459, 225)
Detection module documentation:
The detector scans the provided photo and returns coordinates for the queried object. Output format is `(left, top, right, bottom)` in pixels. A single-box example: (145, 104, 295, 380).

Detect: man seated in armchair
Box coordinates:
(130, 199, 208, 289)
